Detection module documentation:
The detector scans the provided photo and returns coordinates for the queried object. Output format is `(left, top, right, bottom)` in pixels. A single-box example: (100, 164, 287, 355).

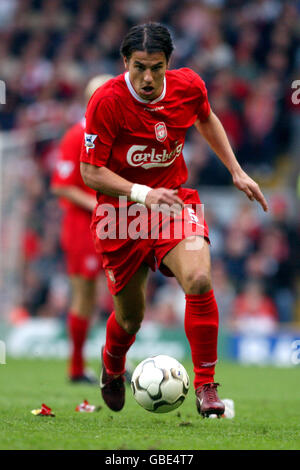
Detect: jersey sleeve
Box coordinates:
(80, 95, 120, 167)
(195, 76, 211, 122)
(188, 70, 211, 122)
(51, 126, 83, 188)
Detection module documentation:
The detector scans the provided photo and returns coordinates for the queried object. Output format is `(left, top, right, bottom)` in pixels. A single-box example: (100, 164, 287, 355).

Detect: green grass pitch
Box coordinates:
(0, 358, 299, 450)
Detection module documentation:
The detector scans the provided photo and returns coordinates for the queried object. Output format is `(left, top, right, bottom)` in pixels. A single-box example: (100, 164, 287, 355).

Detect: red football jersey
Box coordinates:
(51, 120, 96, 249)
(80, 68, 210, 207)
(52, 119, 95, 211)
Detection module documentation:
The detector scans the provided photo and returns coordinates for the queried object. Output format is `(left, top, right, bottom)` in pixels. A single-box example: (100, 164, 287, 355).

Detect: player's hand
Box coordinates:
(145, 188, 184, 216)
(232, 169, 268, 212)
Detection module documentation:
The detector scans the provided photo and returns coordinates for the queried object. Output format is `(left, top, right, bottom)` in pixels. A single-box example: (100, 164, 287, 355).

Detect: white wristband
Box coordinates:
(130, 183, 152, 205)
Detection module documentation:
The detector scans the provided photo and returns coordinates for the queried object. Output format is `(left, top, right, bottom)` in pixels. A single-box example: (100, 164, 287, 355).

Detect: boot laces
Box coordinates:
(202, 382, 220, 400)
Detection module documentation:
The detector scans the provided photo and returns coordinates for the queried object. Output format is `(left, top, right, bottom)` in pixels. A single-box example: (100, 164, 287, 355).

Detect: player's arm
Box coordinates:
(52, 185, 96, 212)
(194, 111, 268, 212)
(80, 162, 184, 211)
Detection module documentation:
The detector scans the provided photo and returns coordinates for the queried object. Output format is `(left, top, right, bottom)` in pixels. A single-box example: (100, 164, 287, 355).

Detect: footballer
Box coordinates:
(51, 75, 113, 383)
(80, 24, 268, 416)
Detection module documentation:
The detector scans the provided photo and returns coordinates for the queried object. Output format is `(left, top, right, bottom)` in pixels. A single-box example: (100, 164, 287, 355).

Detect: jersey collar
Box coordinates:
(124, 72, 166, 104)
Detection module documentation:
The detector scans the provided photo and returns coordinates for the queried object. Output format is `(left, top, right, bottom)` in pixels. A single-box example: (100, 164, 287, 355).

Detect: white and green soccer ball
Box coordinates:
(131, 355, 190, 413)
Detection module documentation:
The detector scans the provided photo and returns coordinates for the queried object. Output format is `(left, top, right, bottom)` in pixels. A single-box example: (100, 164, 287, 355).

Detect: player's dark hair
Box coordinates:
(120, 23, 174, 63)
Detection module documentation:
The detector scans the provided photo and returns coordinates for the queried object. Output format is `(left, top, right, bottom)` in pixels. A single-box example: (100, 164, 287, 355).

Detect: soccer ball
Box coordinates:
(131, 355, 189, 413)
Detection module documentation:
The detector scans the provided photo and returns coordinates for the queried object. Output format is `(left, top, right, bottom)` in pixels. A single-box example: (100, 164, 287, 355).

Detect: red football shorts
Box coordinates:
(61, 211, 102, 280)
(91, 187, 209, 294)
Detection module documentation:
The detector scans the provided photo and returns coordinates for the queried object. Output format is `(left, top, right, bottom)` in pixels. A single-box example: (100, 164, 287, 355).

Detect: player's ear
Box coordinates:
(123, 56, 129, 70)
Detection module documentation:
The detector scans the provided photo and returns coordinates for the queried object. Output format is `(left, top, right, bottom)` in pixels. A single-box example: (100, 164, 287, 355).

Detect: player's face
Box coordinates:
(124, 51, 168, 101)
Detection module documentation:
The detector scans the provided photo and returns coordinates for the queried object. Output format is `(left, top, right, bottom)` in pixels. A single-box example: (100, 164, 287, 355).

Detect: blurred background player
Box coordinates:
(51, 74, 113, 383)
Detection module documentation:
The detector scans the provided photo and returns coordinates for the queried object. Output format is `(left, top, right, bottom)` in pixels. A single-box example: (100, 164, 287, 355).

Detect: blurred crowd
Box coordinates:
(1, 0, 300, 332)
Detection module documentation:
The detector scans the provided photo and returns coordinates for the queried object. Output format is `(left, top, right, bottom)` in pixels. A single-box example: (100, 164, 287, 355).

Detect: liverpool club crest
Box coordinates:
(155, 122, 167, 142)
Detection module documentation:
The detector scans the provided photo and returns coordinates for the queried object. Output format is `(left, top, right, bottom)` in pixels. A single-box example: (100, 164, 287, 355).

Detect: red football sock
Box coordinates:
(103, 311, 136, 375)
(67, 312, 90, 378)
(184, 290, 219, 390)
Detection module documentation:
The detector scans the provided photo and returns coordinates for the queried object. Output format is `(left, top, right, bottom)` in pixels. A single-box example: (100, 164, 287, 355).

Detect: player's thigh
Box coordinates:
(113, 263, 149, 332)
(70, 275, 97, 316)
(162, 237, 212, 294)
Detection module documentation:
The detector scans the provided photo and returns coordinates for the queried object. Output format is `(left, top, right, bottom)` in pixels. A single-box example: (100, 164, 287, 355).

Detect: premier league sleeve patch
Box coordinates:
(84, 133, 97, 152)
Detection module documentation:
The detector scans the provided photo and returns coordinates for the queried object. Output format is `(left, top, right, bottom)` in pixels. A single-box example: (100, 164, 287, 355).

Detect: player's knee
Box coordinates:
(183, 270, 212, 295)
(123, 318, 143, 335)
(121, 306, 144, 335)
